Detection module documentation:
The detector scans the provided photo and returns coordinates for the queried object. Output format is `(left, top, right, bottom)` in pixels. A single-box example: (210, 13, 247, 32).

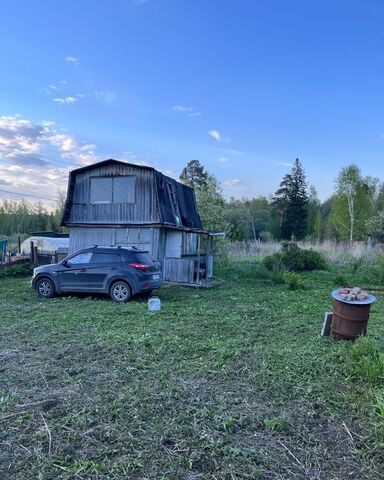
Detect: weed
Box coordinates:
(264, 417, 290, 432)
(349, 336, 384, 385)
(283, 272, 301, 290)
(334, 273, 348, 286)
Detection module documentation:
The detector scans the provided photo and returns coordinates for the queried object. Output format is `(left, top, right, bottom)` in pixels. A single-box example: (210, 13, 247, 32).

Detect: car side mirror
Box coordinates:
(62, 259, 70, 267)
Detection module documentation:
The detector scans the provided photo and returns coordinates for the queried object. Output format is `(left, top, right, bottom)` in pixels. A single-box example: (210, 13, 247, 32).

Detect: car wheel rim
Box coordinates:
(113, 284, 128, 301)
(39, 281, 52, 296)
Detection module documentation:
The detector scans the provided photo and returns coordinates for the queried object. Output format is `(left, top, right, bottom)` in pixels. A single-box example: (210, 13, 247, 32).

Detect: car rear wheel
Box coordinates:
(110, 281, 131, 303)
(36, 277, 55, 298)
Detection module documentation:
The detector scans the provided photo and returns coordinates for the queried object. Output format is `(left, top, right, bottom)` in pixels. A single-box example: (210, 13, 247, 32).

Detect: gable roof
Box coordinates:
(61, 159, 203, 230)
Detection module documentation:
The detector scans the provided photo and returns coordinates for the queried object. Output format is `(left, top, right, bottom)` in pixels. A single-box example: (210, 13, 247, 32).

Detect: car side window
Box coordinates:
(92, 253, 121, 263)
(67, 252, 93, 265)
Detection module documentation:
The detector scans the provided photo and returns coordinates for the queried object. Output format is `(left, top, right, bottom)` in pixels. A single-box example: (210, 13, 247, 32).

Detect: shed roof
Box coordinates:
(61, 159, 204, 231)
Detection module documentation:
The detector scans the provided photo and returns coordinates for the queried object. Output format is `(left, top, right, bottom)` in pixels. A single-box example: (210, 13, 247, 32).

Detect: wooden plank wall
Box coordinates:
(163, 258, 195, 283)
(69, 227, 160, 258)
(69, 164, 160, 224)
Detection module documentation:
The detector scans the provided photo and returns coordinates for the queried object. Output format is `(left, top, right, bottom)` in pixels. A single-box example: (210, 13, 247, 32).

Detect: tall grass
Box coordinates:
(228, 240, 380, 265)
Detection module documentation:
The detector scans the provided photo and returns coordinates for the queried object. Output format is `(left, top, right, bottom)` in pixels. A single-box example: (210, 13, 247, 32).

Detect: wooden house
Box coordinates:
(61, 159, 220, 285)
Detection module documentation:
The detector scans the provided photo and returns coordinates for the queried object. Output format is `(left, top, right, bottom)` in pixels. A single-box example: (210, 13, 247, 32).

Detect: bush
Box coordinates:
(283, 272, 301, 290)
(262, 247, 327, 272)
(0, 263, 34, 279)
(262, 253, 285, 272)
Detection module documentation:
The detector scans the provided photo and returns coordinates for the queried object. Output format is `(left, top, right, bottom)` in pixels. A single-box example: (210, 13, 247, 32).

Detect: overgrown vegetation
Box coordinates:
(348, 337, 384, 386)
(0, 262, 33, 279)
(262, 242, 327, 272)
(0, 260, 383, 479)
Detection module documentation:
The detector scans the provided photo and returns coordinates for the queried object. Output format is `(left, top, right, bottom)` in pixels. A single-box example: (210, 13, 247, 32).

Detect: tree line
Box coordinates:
(180, 159, 384, 243)
(1, 160, 384, 244)
(0, 197, 65, 239)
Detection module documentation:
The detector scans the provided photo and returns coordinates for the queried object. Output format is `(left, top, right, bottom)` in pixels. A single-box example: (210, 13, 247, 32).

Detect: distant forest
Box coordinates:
(1, 159, 384, 244)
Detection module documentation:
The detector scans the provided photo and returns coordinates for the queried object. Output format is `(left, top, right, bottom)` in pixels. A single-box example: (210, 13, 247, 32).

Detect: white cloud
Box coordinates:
(0, 115, 102, 205)
(224, 179, 241, 187)
(48, 84, 58, 91)
(53, 97, 78, 105)
(65, 56, 78, 64)
(209, 129, 230, 143)
(217, 157, 228, 163)
(172, 105, 201, 117)
(95, 90, 117, 104)
(209, 130, 221, 141)
(0, 117, 93, 168)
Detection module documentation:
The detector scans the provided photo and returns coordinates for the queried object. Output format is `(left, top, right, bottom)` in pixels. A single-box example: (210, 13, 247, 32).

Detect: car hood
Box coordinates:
(34, 263, 63, 275)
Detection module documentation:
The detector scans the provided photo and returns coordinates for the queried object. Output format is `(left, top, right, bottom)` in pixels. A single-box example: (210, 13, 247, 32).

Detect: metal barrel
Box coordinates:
(331, 300, 371, 341)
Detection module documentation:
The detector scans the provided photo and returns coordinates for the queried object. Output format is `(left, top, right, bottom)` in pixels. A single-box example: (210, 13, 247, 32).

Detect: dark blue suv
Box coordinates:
(31, 246, 162, 302)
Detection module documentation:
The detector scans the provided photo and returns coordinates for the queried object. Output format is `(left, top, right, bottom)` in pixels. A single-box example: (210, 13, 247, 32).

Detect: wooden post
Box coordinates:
(196, 235, 201, 285)
(54, 251, 59, 264)
(321, 312, 333, 337)
(18, 236, 21, 254)
(30, 241, 34, 264)
(33, 246, 39, 267)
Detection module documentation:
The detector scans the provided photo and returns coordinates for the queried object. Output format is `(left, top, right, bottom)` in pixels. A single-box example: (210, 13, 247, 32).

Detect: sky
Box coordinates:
(1, 0, 384, 209)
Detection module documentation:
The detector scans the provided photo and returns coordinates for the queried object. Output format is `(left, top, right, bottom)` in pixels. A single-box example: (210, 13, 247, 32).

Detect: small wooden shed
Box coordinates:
(61, 159, 219, 285)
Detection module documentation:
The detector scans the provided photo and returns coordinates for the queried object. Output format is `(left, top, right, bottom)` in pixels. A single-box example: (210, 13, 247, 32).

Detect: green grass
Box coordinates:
(0, 263, 383, 479)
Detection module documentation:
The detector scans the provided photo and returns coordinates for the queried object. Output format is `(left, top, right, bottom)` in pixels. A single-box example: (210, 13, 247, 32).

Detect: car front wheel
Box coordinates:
(36, 277, 56, 298)
(110, 281, 131, 303)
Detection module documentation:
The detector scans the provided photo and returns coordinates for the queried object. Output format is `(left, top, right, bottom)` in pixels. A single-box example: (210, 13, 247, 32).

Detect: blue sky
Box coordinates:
(1, 0, 384, 207)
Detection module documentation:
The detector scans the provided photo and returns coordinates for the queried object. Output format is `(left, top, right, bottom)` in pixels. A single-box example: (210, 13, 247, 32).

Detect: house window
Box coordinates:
(90, 177, 112, 204)
(114, 176, 136, 203)
(90, 176, 136, 204)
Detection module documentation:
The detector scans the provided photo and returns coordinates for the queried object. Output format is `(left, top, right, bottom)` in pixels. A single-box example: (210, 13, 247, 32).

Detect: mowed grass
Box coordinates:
(0, 263, 383, 479)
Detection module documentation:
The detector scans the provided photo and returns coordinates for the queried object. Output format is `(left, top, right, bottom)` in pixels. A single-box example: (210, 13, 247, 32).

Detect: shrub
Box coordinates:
(262, 253, 285, 272)
(262, 247, 327, 272)
(283, 272, 301, 290)
(0, 262, 34, 279)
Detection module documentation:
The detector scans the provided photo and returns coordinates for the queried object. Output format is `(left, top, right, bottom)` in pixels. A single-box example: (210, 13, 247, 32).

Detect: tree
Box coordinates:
(180, 160, 226, 232)
(272, 159, 309, 240)
(366, 212, 384, 242)
(195, 174, 226, 231)
(306, 186, 322, 241)
(180, 160, 208, 188)
(330, 164, 374, 243)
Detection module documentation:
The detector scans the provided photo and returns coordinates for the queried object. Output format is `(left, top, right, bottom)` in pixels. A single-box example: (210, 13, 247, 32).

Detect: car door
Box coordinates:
(58, 251, 94, 291)
(89, 252, 122, 290)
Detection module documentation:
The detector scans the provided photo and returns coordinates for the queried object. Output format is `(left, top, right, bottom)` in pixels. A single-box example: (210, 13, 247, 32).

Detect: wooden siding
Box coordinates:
(68, 164, 160, 224)
(69, 227, 159, 257)
(164, 258, 195, 283)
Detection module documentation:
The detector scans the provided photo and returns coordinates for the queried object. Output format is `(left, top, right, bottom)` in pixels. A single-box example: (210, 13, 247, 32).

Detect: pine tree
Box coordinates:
(180, 160, 208, 188)
(272, 159, 309, 240)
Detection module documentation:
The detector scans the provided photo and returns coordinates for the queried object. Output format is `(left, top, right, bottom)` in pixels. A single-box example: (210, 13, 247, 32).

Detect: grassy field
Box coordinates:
(0, 262, 383, 479)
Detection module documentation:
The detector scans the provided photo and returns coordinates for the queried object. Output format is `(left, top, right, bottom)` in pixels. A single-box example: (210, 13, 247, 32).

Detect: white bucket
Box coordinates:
(148, 296, 161, 312)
